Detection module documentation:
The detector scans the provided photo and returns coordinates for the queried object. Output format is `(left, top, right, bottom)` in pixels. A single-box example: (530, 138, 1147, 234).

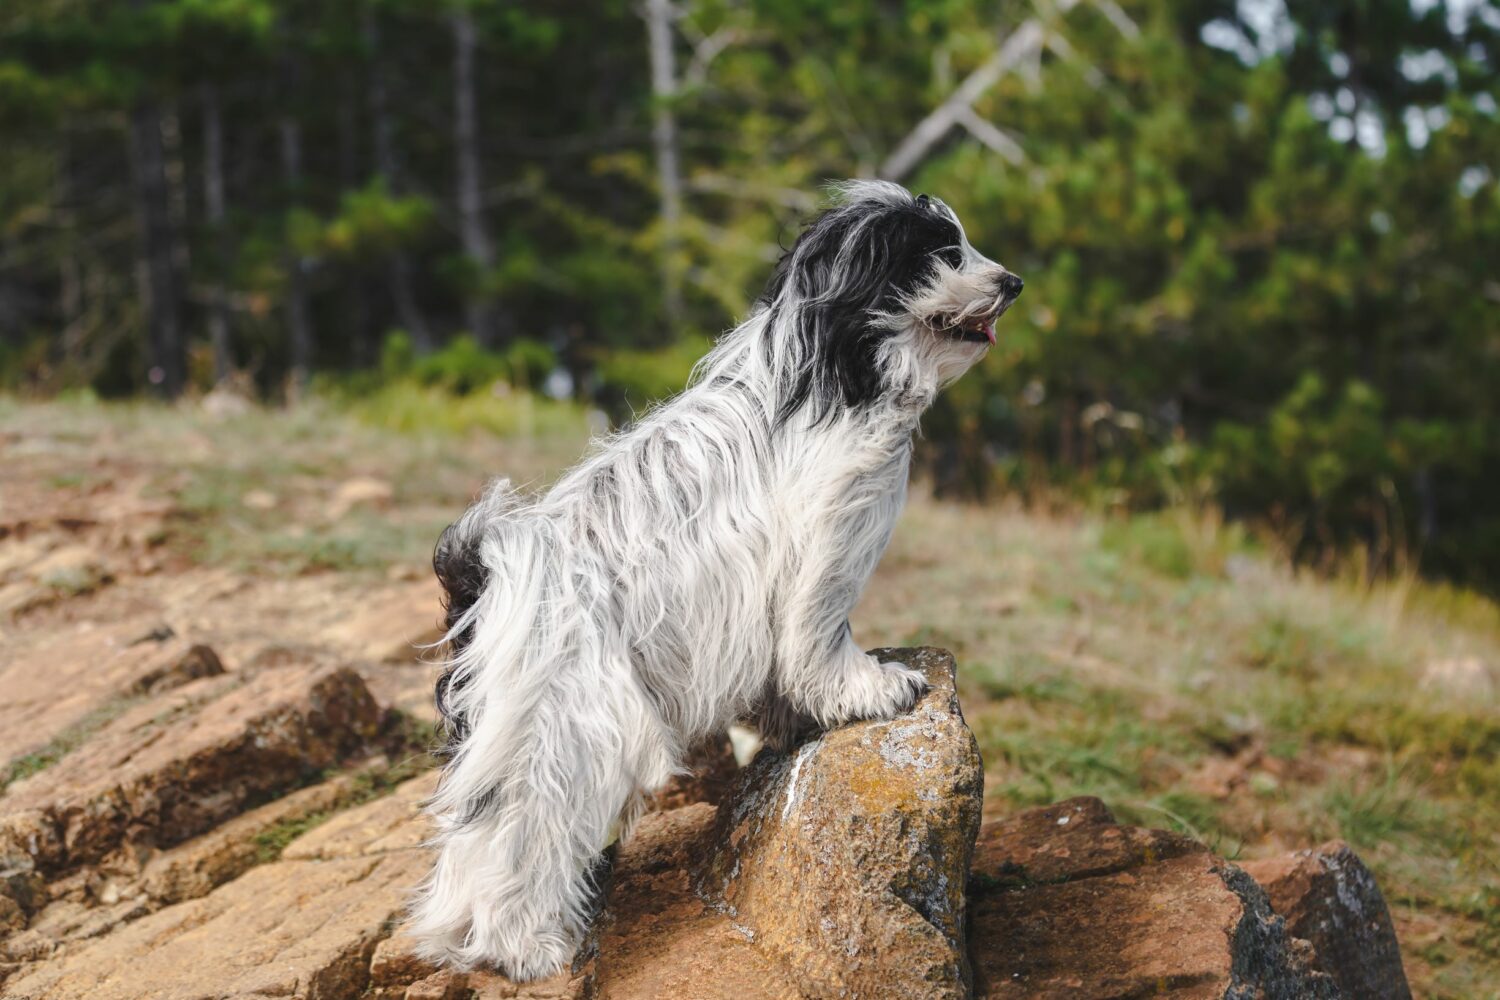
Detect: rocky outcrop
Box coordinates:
(700, 646, 983, 999)
(967, 797, 1340, 999)
(1242, 841, 1413, 1000)
(0, 644, 1414, 999)
(0, 659, 383, 937)
(370, 647, 982, 1000)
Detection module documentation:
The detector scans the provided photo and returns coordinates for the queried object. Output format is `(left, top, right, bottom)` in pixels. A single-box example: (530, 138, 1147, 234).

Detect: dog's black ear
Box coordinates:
(762, 195, 962, 424)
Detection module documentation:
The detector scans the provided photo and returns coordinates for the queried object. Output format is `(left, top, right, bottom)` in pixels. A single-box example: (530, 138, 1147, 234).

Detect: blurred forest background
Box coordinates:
(1, 0, 1497, 591)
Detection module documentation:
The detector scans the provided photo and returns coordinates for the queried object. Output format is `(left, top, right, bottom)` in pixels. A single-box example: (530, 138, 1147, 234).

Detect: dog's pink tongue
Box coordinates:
(983, 321, 996, 344)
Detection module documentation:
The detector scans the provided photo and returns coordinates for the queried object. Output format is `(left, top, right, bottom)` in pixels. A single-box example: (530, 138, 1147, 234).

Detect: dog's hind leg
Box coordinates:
(411, 661, 673, 981)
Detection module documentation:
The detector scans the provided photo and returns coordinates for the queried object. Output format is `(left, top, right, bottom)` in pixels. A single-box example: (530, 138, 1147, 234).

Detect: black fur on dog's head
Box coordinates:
(757, 181, 1021, 426)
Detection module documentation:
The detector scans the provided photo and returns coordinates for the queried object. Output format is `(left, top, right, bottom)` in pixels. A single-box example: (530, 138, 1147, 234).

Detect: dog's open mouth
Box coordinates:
(953, 314, 998, 345)
(947, 301, 1012, 345)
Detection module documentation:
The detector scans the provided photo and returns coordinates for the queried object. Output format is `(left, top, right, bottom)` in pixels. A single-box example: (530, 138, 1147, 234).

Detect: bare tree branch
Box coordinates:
(954, 107, 1025, 164)
(1091, 0, 1140, 39)
(1043, 31, 1106, 88)
(683, 26, 752, 87)
(878, 0, 1147, 181)
(878, 18, 1047, 181)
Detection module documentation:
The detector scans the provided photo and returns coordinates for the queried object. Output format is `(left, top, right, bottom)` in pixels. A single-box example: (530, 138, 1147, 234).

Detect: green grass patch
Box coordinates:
(251, 720, 438, 864)
(339, 381, 590, 440)
(0, 697, 139, 794)
(251, 811, 332, 864)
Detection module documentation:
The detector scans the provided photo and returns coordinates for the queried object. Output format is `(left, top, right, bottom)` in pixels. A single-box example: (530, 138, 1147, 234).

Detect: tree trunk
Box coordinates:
(644, 0, 684, 332)
(128, 98, 186, 396)
(337, 69, 376, 365)
(202, 85, 233, 383)
(365, 8, 431, 353)
(280, 113, 313, 394)
(451, 7, 496, 346)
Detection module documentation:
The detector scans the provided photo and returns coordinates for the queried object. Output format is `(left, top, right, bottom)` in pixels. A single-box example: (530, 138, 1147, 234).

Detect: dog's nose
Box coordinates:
(1000, 272, 1024, 299)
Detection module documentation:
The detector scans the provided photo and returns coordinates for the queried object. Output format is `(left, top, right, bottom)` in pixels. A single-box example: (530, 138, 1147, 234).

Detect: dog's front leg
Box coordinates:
(772, 531, 927, 729)
(792, 621, 928, 729)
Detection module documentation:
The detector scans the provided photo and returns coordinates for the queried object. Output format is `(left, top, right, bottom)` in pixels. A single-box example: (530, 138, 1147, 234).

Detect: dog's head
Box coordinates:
(758, 180, 1022, 423)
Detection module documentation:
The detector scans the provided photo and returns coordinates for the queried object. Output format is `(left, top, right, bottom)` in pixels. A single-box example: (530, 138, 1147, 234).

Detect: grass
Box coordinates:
(2, 391, 586, 576)
(854, 495, 1500, 999)
(4, 394, 1498, 998)
(250, 713, 439, 864)
(0, 696, 140, 794)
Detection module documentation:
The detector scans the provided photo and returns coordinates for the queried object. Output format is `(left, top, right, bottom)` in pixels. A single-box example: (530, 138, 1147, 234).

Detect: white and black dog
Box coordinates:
(410, 180, 1022, 979)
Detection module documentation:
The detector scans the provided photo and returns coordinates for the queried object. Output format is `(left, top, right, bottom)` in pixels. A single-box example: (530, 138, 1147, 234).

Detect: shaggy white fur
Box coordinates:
(409, 179, 1021, 979)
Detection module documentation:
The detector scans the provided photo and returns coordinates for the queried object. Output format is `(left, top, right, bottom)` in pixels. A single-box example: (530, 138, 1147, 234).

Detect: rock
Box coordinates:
(133, 764, 386, 906)
(1242, 841, 1412, 1000)
(241, 489, 278, 511)
(322, 577, 444, 665)
(281, 771, 436, 861)
(589, 803, 797, 1000)
(1, 643, 1413, 1000)
(701, 647, 984, 1000)
(0, 628, 221, 764)
(370, 648, 982, 1000)
(124, 642, 225, 696)
(4, 851, 429, 1000)
(967, 797, 1339, 999)
(0, 663, 383, 887)
(200, 379, 255, 419)
(1419, 655, 1497, 699)
(27, 545, 110, 596)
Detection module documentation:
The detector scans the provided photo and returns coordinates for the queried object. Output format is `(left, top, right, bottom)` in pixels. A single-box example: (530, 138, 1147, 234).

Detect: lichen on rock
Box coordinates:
(701, 646, 985, 1000)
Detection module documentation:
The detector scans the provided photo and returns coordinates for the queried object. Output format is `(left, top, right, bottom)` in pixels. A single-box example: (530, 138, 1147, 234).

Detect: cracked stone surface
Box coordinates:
(0, 661, 382, 884)
(1242, 840, 1412, 1000)
(699, 647, 984, 1000)
(1, 638, 1412, 1000)
(968, 797, 1341, 999)
(4, 851, 429, 999)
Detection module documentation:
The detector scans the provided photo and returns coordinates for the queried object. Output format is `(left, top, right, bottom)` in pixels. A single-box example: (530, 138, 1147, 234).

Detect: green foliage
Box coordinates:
(341, 381, 587, 440)
(1, 0, 1497, 590)
(594, 336, 712, 415)
(377, 333, 557, 395)
(317, 181, 434, 258)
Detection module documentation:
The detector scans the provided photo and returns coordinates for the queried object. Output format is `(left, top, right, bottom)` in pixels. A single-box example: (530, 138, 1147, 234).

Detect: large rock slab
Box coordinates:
(967, 798, 1340, 999)
(1242, 841, 1412, 1000)
(0, 629, 222, 765)
(3, 769, 381, 962)
(369, 802, 800, 1000)
(701, 646, 984, 1000)
(3, 850, 429, 1000)
(281, 771, 437, 861)
(0, 661, 382, 929)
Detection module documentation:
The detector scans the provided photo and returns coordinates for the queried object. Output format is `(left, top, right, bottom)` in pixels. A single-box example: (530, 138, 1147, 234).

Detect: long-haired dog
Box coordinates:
(410, 180, 1022, 979)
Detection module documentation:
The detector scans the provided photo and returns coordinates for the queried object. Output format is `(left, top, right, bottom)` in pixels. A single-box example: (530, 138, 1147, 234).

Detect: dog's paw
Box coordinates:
(873, 660, 930, 717)
(496, 934, 576, 982)
(839, 653, 928, 722)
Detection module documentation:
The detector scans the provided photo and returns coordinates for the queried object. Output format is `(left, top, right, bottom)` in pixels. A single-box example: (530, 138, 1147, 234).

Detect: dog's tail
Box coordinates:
(431, 477, 519, 757)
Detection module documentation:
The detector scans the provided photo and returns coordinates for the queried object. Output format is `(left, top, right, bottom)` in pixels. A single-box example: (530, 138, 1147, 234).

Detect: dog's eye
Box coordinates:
(916, 194, 931, 209)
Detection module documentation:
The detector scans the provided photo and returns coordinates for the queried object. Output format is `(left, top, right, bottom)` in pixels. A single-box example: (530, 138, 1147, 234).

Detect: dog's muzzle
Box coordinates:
(952, 272, 1024, 345)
